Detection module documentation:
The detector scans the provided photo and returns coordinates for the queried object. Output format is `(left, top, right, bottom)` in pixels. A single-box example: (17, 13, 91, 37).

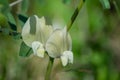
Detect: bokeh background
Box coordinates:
(0, 0, 120, 80)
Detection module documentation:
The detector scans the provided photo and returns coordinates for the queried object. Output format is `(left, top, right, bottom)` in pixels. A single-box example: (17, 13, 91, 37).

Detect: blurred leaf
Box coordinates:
(109, 69, 119, 80)
(1, 28, 9, 35)
(19, 41, 33, 57)
(8, 21, 17, 31)
(18, 14, 28, 23)
(11, 32, 21, 39)
(90, 52, 104, 66)
(99, 0, 110, 9)
(0, 0, 9, 13)
(115, 0, 120, 9)
(62, 0, 71, 4)
(0, 27, 21, 39)
(113, 0, 120, 17)
(0, 0, 8, 4)
(0, 13, 9, 28)
(7, 12, 16, 25)
(21, 0, 29, 13)
(97, 66, 108, 80)
(86, 0, 107, 35)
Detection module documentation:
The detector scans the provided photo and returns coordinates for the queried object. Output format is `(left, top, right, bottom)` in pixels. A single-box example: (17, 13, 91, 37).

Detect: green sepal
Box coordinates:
(19, 41, 33, 57)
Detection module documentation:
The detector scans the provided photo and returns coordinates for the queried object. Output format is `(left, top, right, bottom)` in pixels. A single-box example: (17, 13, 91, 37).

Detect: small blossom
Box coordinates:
(22, 15, 53, 57)
(46, 27, 73, 66)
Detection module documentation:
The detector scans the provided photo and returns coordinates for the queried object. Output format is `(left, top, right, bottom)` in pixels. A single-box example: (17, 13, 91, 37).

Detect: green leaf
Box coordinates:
(99, 0, 110, 9)
(7, 12, 16, 25)
(8, 21, 17, 31)
(19, 41, 33, 57)
(11, 32, 21, 39)
(0, 0, 9, 13)
(21, 0, 29, 13)
(0, 13, 9, 28)
(18, 14, 28, 23)
(63, 0, 71, 4)
(86, 0, 107, 35)
(1, 28, 9, 35)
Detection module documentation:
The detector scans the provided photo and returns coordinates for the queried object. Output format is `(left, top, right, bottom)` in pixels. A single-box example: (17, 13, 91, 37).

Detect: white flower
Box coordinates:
(46, 27, 73, 66)
(22, 15, 53, 58)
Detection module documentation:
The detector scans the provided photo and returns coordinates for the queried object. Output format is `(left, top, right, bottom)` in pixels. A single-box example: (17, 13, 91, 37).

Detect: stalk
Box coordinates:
(45, 57, 54, 80)
(67, 0, 85, 31)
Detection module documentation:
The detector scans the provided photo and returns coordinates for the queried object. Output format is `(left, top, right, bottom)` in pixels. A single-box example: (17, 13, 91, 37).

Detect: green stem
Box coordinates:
(67, 0, 85, 31)
(45, 57, 54, 80)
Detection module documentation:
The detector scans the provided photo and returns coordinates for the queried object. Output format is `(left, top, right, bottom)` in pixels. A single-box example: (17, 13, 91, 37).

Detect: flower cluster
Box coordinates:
(22, 15, 73, 66)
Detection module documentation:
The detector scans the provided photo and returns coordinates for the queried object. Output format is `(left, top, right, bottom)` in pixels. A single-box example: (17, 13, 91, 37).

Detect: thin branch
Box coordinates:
(9, 0, 23, 7)
(45, 57, 54, 80)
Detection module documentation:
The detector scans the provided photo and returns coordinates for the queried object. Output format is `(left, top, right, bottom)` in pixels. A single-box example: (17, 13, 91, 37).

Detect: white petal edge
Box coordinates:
(21, 17, 32, 47)
(31, 41, 45, 58)
(34, 15, 45, 26)
(60, 54, 68, 66)
(67, 51, 73, 64)
(63, 51, 73, 64)
(36, 16, 46, 30)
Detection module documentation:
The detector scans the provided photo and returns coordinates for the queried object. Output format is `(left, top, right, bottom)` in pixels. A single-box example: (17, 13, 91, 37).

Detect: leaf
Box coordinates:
(8, 21, 17, 31)
(7, 12, 16, 25)
(0, 13, 9, 28)
(1, 28, 9, 35)
(11, 32, 21, 39)
(99, 0, 110, 9)
(21, 0, 29, 13)
(0, 0, 9, 14)
(86, 0, 107, 34)
(18, 14, 28, 23)
(63, 0, 71, 4)
(19, 41, 33, 57)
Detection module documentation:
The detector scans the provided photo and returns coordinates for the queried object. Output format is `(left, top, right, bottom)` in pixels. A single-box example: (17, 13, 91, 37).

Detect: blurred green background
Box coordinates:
(0, 0, 120, 80)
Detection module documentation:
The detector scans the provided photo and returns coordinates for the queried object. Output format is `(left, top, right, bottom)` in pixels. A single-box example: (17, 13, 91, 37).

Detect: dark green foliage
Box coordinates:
(11, 32, 21, 39)
(8, 21, 17, 31)
(18, 14, 28, 23)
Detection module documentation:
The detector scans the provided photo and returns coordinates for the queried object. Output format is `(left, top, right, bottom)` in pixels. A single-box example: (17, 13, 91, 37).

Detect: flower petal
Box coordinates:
(60, 54, 68, 66)
(22, 15, 36, 47)
(46, 27, 72, 58)
(62, 27, 72, 50)
(61, 51, 73, 66)
(32, 41, 45, 58)
(36, 17, 53, 45)
(63, 51, 73, 64)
